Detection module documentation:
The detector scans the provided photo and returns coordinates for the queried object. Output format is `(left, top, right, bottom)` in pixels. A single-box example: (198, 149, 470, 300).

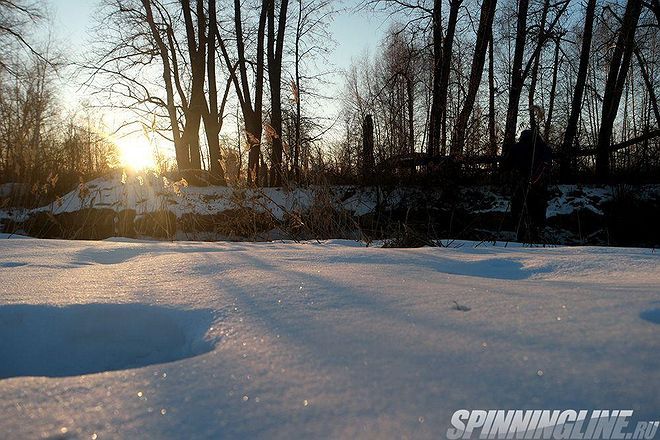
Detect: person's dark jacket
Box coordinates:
(503, 129, 552, 185)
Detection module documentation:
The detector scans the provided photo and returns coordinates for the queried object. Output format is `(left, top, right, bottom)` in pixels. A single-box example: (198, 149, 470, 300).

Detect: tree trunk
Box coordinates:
(294, 46, 302, 180)
(438, 0, 463, 154)
(228, 0, 268, 185)
(267, 0, 289, 186)
(527, 0, 550, 130)
(596, 0, 643, 180)
(141, 0, 189, 170)
(633, 47, 660, 128)
(180, 0, 207, 170)
(544, 37, 561, 140)
(523, 0, 550, 133)
(203, 0, 226, 183)
(560, 0, 596, 181)
(407, 75, 415, 155)
(427, 0, 442, 157)
(488, 27, 497, 159)
(450, 0, 497, 156)
(502, 0, 530, 156)
(362, 115, 375, 181)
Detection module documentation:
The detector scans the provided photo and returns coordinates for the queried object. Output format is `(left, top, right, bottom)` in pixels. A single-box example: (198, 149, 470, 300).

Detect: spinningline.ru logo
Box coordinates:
(446, 410, 659, 439)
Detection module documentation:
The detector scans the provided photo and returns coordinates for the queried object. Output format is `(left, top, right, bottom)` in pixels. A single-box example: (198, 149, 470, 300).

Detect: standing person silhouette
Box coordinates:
(502, 128, 553, 242)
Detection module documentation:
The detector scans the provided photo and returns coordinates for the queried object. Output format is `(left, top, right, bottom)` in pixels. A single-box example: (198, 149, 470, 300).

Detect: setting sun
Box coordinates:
(116, 136, 156, 171)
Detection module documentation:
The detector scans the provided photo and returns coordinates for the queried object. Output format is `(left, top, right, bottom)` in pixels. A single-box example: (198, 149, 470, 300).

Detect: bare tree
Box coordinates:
(267, 0, 289, 186)
(450, 0, 498, 157)
(502, 0, 569, 153)
(289, 0, 335, 180)
(140, 0, 191, 169)
(216, 0, 269, 185)
(501, 0, 530, 155)
(487, 26, 497, 158)
(437, 0, 462, 154)
(596, 0, 643, 179)
(179, 0, 207, 171)
(204, 0, 229, 182)
(560, 0, 597, 180)
(428, 0, 442, 156)
(0, 0, 46, 73)
(88, 0, 232, 176)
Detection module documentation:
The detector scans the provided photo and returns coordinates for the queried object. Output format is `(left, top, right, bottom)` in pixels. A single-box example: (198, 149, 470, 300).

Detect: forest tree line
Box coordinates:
(340, 0, 659, 182)
(0, 0, 659, 190)
(0, 1, 119, 192)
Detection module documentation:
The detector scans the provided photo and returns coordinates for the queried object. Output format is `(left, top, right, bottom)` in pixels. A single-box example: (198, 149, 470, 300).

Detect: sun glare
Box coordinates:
(116, 136, 157, 171)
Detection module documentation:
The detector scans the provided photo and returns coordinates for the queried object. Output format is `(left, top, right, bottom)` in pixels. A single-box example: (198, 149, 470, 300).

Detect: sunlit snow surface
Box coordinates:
(0, 235, 658, 439)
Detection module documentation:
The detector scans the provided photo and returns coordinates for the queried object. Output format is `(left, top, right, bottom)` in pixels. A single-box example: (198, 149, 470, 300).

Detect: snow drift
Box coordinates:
(0, 235, 658, 438)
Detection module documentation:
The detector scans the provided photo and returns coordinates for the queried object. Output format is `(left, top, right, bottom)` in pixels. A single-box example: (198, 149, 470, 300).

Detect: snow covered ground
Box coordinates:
(0, 236, 658, 439)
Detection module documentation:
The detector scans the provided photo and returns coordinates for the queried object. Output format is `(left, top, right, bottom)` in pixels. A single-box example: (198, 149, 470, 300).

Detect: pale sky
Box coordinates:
(42, 0, 391, 163)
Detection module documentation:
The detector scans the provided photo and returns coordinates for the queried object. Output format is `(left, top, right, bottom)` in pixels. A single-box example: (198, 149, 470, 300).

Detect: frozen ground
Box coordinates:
(0, 235, 658, 439)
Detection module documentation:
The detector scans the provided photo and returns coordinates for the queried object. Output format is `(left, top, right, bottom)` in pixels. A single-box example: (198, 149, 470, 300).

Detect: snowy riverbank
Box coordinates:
(1, 173, 659, 246)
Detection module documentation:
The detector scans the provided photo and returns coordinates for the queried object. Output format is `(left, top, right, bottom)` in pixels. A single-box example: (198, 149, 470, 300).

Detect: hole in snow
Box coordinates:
(0, 303, 217, 379)
(640, 308, 660, 325)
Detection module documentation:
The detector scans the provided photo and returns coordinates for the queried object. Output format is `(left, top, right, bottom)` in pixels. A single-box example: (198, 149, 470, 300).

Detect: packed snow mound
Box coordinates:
(0, 303, 217, 379)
